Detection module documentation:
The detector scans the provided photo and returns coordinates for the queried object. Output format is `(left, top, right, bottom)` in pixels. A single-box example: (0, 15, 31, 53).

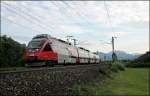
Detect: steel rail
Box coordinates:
(0, 64, 103, 74)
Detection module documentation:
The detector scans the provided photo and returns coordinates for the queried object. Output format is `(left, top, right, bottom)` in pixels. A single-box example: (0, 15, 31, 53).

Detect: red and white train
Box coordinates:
(24, 34, 100, 66)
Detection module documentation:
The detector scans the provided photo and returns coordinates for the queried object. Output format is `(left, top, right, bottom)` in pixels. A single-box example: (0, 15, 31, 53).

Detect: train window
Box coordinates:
(43, 43, 52, 51)
(28, 40, 44, 48)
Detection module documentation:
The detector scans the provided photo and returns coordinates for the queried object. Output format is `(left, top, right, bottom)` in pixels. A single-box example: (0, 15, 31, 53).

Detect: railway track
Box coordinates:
(0, 64, 103, 74)
(0, 63, 111, 96)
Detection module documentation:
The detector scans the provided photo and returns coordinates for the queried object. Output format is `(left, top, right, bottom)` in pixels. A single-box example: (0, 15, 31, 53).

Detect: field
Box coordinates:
(72, 68, 149, 96)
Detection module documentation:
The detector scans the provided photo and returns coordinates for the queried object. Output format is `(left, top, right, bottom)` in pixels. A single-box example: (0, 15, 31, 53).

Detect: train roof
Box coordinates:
(33, 34, 72, 45)
(32, 34, 51, 39)
(78, 47, 89, 52)
(32, 34, 94, 51)
(57, 39, 72, 45)
(93, 52, 98, 55)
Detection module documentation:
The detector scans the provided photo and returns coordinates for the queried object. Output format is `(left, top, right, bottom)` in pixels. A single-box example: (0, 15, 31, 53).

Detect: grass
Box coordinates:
(71, 68, 149, 96)
(125, 62, 150, 68)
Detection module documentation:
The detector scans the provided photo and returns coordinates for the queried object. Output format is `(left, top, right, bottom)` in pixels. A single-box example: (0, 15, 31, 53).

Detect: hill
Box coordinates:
(134, 51, 150, 62)
(98, 51, 141, 61)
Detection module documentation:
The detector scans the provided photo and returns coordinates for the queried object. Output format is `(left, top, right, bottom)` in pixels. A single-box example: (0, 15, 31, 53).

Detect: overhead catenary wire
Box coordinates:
(19, 4, 58, 31)
(2, 2, 70, 45)
(2, 2, 115, 47)
(77, 40, 91, 45)
(2, 3, 55, 33)
(2, 16, 69, 46)
(61, 1, 93, 46)
(2, 16, 43, 34)
(2, 5, 52, 33)
(103, 1, 118, 58)
(68, 2, 93, 25)
(103, 1, 115, 34)
(21, 2, 72, 38)
(62, 1, 91, 26)
(51, 1, 73, 34)
(2, 2, 65, 36)
(13, 2, 74, 38)
(52, 1, 93, 36)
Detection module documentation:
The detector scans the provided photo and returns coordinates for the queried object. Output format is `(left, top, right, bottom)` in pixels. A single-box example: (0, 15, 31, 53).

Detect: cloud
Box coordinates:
(119, 21, 149, 30)
(1, 1, 149, 53)
(111, 31, 130, 37)
(2, 1, 18, 5)
(59, 25, 86, 33)
(62, 1, 149, 29)
(2, 1, 149, 33)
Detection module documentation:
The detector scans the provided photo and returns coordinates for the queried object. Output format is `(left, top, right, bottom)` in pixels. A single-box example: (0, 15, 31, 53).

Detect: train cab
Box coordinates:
(24, 34, 57, 66)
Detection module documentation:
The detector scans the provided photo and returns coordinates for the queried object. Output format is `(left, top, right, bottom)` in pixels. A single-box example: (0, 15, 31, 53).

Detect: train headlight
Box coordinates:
(35, 48, 39, 52)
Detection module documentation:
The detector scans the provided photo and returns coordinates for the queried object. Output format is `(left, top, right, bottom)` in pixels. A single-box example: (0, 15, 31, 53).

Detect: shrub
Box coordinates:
(126, 62, 150, 68)
(110, 62, 125, 72)
(116, 62, 125, 71)
(0, 35, 26, 68)
(110, 63, 119, 72)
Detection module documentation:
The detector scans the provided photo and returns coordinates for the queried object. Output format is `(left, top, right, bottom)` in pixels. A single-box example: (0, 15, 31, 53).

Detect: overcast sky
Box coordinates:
(1, 1, 149, 54)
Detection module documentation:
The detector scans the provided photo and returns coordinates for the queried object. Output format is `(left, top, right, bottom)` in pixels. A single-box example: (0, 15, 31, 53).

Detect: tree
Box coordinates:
(0, 35, 26, 68)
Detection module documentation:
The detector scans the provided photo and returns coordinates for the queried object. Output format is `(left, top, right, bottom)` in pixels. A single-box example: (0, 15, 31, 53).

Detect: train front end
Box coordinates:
(24, 34, 58, 67)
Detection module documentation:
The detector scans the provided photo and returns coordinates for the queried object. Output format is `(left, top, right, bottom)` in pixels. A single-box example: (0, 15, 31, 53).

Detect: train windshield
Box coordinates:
(28, 40, 45, 49)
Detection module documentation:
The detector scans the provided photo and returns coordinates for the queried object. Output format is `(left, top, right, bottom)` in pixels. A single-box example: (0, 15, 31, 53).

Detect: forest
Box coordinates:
(0, 35, 26, 68)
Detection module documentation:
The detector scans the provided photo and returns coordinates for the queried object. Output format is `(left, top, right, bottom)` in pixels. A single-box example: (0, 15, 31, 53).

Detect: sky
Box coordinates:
(1, 1, 149, 54)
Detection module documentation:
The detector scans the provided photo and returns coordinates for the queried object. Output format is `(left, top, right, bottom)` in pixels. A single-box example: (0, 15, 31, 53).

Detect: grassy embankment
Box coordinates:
(72, 68, 149, 96)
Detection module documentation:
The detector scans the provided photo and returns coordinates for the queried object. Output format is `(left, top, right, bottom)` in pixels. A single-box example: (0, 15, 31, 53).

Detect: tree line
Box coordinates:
(0, 35, 26, 68)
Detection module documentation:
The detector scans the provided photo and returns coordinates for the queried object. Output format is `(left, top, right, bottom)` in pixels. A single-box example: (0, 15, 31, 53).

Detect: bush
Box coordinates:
(110, 63, 119, 72)
(126, 62, 150, 68)
(0, 35, 26, 68)
(116, 62, 125, 71)
(110, 62, 125, 72)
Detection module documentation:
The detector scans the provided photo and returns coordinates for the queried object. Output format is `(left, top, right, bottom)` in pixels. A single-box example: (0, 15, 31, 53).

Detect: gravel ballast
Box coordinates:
(0, 64, 111, 96)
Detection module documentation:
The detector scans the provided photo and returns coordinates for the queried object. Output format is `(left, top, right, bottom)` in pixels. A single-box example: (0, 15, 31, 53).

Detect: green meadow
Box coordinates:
(72, 68, 149, 96)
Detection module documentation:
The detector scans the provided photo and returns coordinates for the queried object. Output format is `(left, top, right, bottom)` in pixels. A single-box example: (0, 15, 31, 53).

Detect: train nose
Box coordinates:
(28, 48, 39, 52)
(28, 53, 35, 56)
(28, 55, 38, 60)
(25, 52, 39, 61)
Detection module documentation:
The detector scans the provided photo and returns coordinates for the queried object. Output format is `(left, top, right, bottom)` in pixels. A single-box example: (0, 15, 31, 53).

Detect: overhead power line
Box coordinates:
(19, 4, 57, 31)
(62, 1, 91, 26)
(2, 16, 43, 33)
(2, 3, 55, 33)
(77, 40, 90, 46)
(2, 4, 51, 33)
(103, 1, 115, 33)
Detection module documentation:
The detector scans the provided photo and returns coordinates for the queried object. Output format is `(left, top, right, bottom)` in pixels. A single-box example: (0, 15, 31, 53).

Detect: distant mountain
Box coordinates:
(98, 50, 141, 61)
